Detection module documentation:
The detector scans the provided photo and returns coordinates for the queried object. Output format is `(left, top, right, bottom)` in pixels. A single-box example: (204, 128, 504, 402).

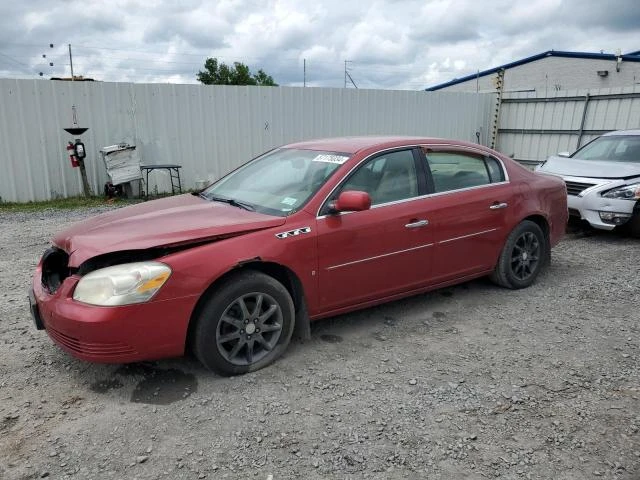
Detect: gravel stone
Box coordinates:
(0, 208, 639, 479)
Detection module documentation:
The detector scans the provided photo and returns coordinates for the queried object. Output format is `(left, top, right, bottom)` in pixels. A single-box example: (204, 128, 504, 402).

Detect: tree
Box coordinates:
(197, 58, 278, 86)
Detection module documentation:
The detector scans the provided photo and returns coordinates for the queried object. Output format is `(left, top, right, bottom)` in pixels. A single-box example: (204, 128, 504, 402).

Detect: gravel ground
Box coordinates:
(0, 206, 639, 480)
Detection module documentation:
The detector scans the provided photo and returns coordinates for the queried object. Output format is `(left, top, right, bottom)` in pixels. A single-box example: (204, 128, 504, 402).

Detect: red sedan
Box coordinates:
(30, 137, 567, 375)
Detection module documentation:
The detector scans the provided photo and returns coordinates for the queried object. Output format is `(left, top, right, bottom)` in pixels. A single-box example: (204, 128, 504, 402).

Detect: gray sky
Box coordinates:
(1, 0, 639, 90)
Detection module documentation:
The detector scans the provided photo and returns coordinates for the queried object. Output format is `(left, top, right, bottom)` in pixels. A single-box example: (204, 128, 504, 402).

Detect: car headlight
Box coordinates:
(73, 262, 171, 306)
(601, 183, 640, 200)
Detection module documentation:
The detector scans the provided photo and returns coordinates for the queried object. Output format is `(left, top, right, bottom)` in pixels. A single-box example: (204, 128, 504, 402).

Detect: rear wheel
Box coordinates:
(192, 271, 295, 376)
(491, 220, 547, 289)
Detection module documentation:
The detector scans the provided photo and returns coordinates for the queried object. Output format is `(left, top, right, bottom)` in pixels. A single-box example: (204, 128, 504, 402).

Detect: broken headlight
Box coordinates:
(73, 262, 171, 306)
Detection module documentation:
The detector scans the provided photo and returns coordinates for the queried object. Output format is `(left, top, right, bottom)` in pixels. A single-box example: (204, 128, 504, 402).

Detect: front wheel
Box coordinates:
(192, 271, 295, 376)
(490, 220, 548, 289)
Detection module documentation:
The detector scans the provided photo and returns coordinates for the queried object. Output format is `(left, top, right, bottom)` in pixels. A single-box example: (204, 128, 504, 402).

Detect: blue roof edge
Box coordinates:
(425, 49, 640, 91)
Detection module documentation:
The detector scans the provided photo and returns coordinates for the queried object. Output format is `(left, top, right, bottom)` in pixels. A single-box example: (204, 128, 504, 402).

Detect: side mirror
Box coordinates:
(331, 191, 372, 213)
(557, 151, 571, 158)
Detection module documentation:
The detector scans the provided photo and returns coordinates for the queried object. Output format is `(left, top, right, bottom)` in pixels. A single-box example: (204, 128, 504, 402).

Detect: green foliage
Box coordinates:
(197, 58, 278, 86)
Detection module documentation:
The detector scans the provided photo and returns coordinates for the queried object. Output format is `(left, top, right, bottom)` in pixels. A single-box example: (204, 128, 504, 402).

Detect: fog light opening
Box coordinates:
(599, 211, 632, 225)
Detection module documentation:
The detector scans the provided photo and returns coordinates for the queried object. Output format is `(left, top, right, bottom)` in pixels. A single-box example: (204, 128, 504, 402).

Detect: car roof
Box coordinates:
(283, 136, 482, 154)
(602, 129, 640, 137)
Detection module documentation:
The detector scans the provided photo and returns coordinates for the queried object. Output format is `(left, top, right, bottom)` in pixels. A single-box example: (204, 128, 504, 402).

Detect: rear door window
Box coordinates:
(424, 151, 505, 193)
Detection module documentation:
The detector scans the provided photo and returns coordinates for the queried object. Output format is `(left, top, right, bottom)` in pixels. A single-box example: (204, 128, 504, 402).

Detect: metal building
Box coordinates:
(425, 50, 640, 93)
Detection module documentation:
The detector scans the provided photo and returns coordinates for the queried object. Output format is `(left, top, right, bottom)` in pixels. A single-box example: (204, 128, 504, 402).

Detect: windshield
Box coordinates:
(572, 135, 640, 163)
(201, 148, 349, 216)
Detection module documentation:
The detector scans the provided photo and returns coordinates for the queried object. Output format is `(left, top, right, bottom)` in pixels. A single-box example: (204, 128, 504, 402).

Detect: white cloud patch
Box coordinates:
(0, 0, 639, 89)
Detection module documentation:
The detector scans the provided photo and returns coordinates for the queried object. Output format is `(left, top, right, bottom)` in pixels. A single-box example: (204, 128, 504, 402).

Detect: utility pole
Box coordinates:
(343, 61, 357, 88)
(346, 70, 358, 88)
(303, 58, 306, 87)
(344, 60, 347, 88)
(68, 44, 74, 80)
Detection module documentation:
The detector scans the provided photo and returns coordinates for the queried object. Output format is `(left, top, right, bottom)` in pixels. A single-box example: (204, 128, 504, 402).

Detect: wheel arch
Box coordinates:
(185, 261, 310, 353)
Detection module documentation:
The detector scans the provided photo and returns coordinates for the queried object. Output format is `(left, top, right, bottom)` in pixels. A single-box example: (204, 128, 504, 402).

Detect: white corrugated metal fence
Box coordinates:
(496, 86, 640, 166)
(0, 79, 494, 202)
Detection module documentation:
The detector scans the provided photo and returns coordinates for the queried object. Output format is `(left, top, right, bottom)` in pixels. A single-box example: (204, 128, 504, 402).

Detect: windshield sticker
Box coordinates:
(312, 154, 349, 165)
(281, 197, 297, 206)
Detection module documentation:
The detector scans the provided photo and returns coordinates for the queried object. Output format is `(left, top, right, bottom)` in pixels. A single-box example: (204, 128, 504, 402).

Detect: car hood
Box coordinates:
(540, 156, 640, 179)
(54, 194, 286, 266)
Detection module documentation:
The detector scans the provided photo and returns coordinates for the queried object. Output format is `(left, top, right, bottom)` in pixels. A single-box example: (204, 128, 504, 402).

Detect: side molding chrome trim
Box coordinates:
(438, 228, 498, 245)
(326, 243, 434, 271)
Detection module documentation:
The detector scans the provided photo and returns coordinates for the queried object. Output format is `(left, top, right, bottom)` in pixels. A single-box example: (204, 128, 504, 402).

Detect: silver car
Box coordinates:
(536, 130, 640, 237)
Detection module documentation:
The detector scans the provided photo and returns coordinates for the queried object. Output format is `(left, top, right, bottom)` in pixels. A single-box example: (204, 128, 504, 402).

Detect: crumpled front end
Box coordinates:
(30, 246, 197, 363)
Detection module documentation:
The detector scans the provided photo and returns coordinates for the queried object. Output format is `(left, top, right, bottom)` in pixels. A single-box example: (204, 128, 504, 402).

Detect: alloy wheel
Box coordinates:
(216, 292, 283, 366)
(510, 231, 540, 281)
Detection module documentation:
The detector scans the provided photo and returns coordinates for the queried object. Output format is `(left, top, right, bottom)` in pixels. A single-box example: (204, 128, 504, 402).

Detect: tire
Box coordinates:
(490, 220, 548, 289)
(623, 211, 640, 238)
(192, 271, 295, 376)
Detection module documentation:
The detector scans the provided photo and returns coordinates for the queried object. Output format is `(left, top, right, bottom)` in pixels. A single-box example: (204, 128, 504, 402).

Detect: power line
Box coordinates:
(0, 43, 432, 90)
(73, 44, 304, 64)
(71, 53, 207, 67)
(0, 51, 32, 71)
(2, 42, 302, 69)
(75, 65, 197, 73)
(64, 44, 352, 68)
(76, 44, 232, 57)
(5, 41, 411, 72)
(80, 52, 202, 64)
(4, 41, 437, 68)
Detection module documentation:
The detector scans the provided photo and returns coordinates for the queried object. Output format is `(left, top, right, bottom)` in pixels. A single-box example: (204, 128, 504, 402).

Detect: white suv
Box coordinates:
(536, 130, 640, 237)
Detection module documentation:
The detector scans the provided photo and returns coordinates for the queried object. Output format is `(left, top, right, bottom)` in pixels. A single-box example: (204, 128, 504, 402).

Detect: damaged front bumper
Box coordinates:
(28, 288, 44, 330)
(30, 262, 198, 364)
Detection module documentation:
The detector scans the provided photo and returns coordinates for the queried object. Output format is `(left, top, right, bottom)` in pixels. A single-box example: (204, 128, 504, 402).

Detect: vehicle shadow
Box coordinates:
(302, 277, 491, 347)
(566, 217, 626, 237)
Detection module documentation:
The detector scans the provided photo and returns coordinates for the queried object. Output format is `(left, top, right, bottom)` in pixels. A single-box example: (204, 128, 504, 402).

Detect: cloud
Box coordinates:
(558, 0, 640, 32)
(1, 0, 639, 89)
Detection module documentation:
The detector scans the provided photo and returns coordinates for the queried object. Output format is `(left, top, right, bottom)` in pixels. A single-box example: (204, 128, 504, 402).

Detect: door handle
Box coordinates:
(489, 202, 508, 210)
(405, 219, 429, 228)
